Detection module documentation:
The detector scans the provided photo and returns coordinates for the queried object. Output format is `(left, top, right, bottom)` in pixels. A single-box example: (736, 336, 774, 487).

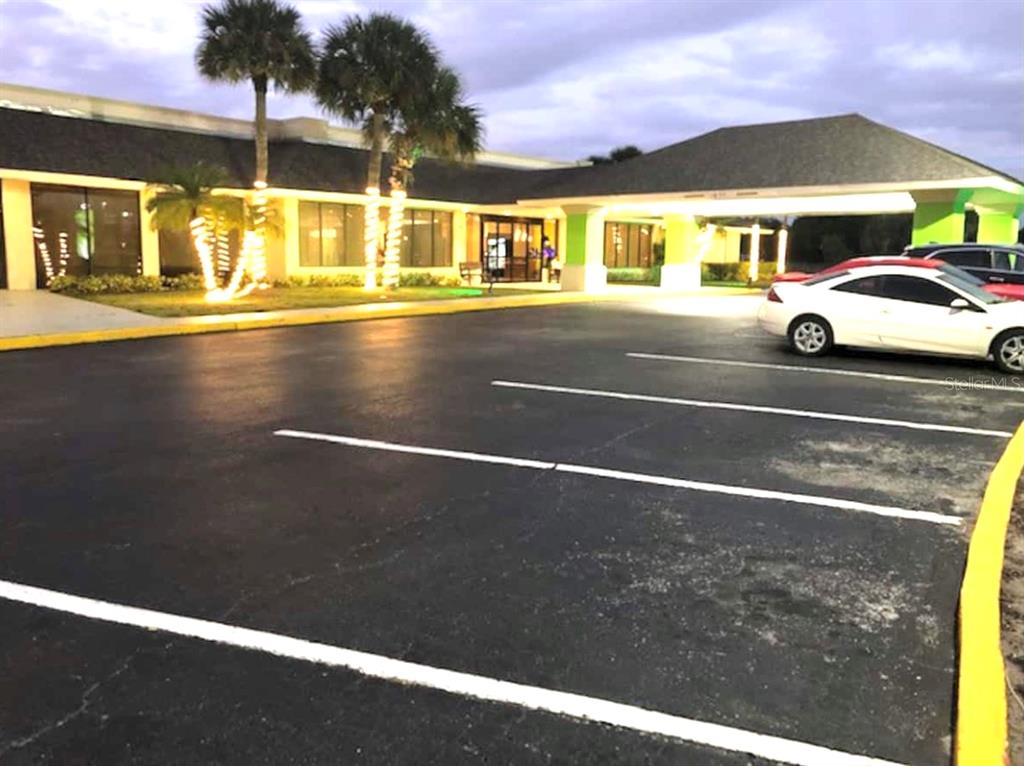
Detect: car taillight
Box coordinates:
(767, 287, 782, 303)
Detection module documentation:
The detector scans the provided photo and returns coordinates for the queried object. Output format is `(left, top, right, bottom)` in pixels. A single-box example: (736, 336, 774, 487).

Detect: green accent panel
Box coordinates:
(911, 190, 972, 245)
(663, 215, 700, 264)
(564, 212, 590, 266)
(977, 211, 1021, 244)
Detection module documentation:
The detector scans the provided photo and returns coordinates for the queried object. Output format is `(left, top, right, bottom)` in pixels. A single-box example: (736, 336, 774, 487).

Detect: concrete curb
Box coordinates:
(956, 420, 1024, 766)
(0, 288, 762, 352)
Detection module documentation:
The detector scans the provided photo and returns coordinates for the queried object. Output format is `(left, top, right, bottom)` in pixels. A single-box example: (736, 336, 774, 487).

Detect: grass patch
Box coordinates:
(80, 286, 538, 317)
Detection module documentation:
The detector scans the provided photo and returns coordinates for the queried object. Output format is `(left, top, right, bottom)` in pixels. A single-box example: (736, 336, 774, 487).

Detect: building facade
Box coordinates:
(1, 83, 1021, 293)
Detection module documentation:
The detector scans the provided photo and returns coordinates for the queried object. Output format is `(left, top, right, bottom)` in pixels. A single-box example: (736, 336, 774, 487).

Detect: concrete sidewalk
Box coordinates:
(0, 286, 762, 352)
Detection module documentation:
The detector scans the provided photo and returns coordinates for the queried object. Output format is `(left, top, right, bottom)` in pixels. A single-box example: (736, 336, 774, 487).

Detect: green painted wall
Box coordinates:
(911, 190, 971, 245)
(977, 211, 1021, 244)
(564, 212, 589, 266)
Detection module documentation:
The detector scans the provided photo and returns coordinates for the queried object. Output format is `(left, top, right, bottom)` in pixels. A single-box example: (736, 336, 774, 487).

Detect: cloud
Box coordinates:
(0, 0, 1021, 178)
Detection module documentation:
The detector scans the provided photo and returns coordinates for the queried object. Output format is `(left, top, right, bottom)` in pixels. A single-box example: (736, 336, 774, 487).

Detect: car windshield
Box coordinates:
(804, 270, 849, 286)
(937, 263, 985, 286)
(937, 270, 1003, 304)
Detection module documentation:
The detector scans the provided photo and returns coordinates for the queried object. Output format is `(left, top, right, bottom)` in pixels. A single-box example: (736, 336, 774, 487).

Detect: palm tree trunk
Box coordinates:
(253, 76, 269, 185)
(363, 111, 386, 290)
(382, 157, 409, 290)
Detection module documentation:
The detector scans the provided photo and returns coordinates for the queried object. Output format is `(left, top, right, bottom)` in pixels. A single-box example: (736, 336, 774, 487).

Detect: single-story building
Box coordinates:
(1, 83, 1021, 292)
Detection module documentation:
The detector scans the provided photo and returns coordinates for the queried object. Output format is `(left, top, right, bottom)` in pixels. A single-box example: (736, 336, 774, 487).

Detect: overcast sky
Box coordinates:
(1, 0, 1022, 178)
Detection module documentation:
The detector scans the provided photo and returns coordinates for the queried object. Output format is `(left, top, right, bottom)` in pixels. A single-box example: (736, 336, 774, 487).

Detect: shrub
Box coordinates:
(306, 273, 363, 287)
(607, 267, 659, 284)
(49, 274, 165, 294)
(161, 274, 205, 291)
(398, 271, 445, 287)
(701, 262, 747, 282)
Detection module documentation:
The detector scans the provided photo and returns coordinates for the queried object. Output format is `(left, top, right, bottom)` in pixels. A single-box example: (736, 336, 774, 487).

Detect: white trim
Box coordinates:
(626, 353, 1024, 394)
(0, 578, 909, 766)
(274, 429, 961, 526)
(490, 380, 1013, 438)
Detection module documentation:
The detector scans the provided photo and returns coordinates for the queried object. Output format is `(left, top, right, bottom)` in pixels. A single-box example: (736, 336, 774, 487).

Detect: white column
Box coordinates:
(776, 228, 788, 274)
(1, 178, 37, 289)
(748, 224, 761, 281)
(138, 187, 161, 277)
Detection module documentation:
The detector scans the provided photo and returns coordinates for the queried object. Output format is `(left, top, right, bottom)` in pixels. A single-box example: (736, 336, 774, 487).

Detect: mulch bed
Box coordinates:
(1002, 491, 1024, 764)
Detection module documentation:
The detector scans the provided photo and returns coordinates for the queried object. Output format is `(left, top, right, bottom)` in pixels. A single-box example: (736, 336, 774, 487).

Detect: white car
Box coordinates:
(757, 262, 1024, 373)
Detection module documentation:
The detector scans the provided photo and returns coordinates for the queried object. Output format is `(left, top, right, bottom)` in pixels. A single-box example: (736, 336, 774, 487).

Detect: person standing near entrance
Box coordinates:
(542, 236, 561, 282)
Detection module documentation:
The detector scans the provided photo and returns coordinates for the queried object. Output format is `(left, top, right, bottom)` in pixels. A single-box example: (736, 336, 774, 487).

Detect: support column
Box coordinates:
(748, 223, 761, 281)
(723, 228, 742, 262)
(660, 214, 701, 290)
(976, 204, 1022, 244)
(264, 197, 288, 281)
(776, 228, 789, 274)
(561, 205, 606, 291)
(451, 209, 467, 270)
(911, 189, 972, 245)
(138, 187, 161, 277)
(1, 178, 37, 289)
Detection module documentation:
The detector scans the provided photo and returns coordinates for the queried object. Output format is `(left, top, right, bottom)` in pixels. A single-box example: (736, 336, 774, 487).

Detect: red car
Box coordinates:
(774, 256, 1024, 300)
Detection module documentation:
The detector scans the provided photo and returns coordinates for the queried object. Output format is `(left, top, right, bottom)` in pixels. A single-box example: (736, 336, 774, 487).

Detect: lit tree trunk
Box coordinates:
(191, 215, 217, 292)
(383, 152, 411, 290)
(363, 111, 385, 290)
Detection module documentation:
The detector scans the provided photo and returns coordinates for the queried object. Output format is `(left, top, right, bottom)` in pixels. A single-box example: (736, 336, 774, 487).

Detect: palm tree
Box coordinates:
(382, 66, 482, 288)
(145, 163, 245, 292)
(196, 0, 316, 187)
(196, 0, 314, 296)
(316, 13, 439, 289)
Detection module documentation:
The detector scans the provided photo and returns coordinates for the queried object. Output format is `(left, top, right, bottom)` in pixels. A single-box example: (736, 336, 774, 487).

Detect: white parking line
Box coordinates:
(626, 352, 1024, 393)
(491, 380, 1013, 438)
(0, 579, 908, 766)
(274, 429, 961, 526)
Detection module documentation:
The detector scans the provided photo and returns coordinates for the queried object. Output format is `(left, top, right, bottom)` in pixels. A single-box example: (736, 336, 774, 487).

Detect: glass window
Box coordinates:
(880, 275, 959, 306)
(320, 203, 345, 267)
(399, 209, 452, 267)
(298, 201, 321, 266)
(298, 201, 364, 267)
(832, 275, 885, 296)
(88, 189, 141, 275)
(344, 205, 363, 266)
(934, 249, 990, 268)
(31, 184, 142, 286)
(992, 249, 1023, 272)
(604, 222, 655, 268)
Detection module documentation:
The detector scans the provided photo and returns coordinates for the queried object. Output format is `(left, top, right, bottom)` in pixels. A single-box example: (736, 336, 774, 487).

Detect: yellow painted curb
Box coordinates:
(956, 420, 1024, 766)
(0, 288, 760, 353)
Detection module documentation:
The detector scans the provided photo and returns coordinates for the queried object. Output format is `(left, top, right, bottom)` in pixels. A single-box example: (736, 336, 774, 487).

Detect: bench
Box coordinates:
(460, 261, 484, 284)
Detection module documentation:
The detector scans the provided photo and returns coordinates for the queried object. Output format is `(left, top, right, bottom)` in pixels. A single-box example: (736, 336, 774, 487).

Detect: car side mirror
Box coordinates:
(950, 298, 970, 310)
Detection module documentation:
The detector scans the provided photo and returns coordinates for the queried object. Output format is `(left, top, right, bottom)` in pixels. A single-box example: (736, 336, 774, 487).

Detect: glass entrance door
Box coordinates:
(481, 216, 547, 282)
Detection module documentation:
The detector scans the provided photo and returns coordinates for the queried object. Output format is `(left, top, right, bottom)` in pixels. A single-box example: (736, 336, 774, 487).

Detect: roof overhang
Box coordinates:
(517, 176, 1024, 217)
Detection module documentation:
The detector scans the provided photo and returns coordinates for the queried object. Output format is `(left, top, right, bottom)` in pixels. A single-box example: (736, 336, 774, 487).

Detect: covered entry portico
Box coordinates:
(514, 114, 1024, 292)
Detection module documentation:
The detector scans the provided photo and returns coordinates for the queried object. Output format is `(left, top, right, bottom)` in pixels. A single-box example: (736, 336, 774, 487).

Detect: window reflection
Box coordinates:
(31, 184, 141, 286)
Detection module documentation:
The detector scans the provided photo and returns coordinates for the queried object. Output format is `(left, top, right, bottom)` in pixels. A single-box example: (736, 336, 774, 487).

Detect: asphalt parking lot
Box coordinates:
(1, 295, 1020, 765)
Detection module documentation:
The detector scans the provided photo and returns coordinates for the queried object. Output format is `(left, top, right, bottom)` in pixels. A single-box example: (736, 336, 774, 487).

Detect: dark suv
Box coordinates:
(903, 243, 1024, 286)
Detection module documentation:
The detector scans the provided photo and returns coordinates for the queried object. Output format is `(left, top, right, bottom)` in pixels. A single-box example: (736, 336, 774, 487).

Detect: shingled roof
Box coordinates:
(0, 107, 559, 204)
(0, 108, 1017, 206)
(518, 113, 1022, 201)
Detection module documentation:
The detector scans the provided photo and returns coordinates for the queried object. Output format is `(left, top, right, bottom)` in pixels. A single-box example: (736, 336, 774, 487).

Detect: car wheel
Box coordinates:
(787, 315, 833, 357)
(992, 329, 1024, 374)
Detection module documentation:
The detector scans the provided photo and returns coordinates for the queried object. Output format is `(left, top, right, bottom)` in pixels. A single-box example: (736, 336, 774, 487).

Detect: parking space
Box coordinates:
(1, 297, 1019, 765)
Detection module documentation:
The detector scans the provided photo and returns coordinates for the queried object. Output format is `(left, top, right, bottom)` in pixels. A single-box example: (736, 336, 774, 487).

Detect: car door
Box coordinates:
(992, 249, 1024, 285)
(931, 248, 994, 282)
(824, 274, 888, 347)
(875, 275, 991, 355)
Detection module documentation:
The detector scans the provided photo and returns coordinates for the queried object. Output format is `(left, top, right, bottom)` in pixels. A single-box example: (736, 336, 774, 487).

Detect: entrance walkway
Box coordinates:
(0, 290, 166, 338)
(0, 286, 762, 351)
